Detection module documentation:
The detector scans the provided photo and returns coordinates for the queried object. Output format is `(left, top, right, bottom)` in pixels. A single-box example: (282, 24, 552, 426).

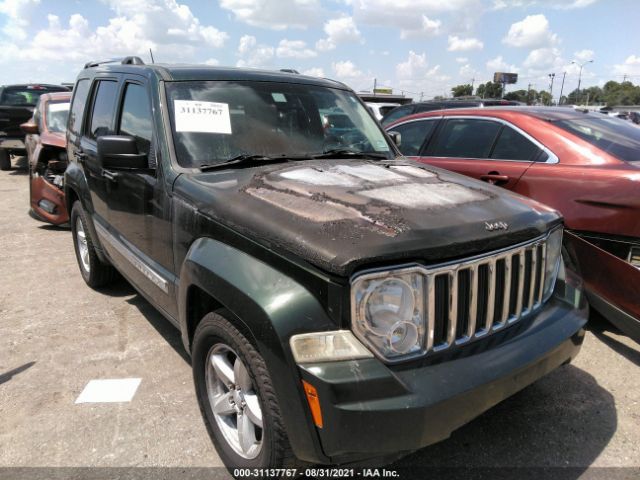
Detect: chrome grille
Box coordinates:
(426, 238, 547, 352)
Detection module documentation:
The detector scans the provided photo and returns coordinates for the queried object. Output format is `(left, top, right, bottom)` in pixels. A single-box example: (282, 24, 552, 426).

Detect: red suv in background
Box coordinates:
(21, 92, 71, 225)
(386, 107, 640, 341)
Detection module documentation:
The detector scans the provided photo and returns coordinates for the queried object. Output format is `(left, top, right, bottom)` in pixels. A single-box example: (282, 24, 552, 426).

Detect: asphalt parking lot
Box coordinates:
(0, 156, 638, 479)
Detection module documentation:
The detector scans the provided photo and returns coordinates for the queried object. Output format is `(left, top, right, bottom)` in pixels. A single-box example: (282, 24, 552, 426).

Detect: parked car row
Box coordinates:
(0, 59, 634, 476)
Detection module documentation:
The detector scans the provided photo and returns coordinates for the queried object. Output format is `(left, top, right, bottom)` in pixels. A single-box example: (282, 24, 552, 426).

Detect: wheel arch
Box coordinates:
(179, 236, 335, 464)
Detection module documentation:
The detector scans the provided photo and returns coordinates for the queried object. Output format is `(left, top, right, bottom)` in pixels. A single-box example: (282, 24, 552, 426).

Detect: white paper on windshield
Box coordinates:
(174, 100, 232, 134)
(49, 102, 69, 112)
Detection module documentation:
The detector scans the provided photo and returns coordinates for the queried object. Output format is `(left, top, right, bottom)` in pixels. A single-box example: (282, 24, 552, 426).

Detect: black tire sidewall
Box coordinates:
(192, 314, 276, 471)
(0, 150, 10, 170)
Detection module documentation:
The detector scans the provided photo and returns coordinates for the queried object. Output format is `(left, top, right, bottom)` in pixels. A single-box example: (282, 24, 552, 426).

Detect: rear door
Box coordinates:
(421, 117, 539, 190)
(79, 76, 121, 228)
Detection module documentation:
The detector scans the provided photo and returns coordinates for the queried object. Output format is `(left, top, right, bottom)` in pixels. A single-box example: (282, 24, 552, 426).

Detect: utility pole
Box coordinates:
(373, 78, 377, 95)
(471, 77, 475, 93)
(527, 83, 532, 105)
(559, 72, 566, 105)
(623, 74, 628, 83)
(548, 73, 556, 105)
(571, 59, 593, 105)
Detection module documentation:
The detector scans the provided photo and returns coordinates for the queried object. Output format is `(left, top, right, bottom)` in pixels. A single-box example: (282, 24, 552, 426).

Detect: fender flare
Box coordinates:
(64, 162, 108, 263)
(179, 237, 335, 463)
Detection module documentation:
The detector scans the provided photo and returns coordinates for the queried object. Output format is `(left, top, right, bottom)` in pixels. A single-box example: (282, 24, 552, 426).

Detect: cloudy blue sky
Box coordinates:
(0, 0, 638, 101)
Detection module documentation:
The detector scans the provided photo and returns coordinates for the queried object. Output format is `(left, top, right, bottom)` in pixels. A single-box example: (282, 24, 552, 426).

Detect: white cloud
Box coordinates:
(573, 49, 594, 63)
(276, 39, 316, 59)
(332, 60, 362, 78)
(0, 0, 40, 40)
(456, 57, 469, 63)
(447, 35, 484, 51)
(204, 58, 219, 65)
(303, 67, 325, 77)
(219, 0, 323, 29)
(613, 55, 640, 78)
(351, 0, 479, 37)
(487, 55, 519, 73)
(316, 17, 362, 51)
(236, 35, 274, 67)
(523, 47, 561, 70)
(396, 51, 428, 80)
(493, 0, 597, 9)
(459, 64, 478, 78)
(503, 14, 558, 48)
(400, 15, 442, 39)
(102, 0, 228, 48)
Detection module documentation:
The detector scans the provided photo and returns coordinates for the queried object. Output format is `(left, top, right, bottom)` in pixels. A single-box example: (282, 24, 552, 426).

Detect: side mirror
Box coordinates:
(97, 135, 148, 169)
(387, 131, 401, 148)
(20, 122, 39, 134)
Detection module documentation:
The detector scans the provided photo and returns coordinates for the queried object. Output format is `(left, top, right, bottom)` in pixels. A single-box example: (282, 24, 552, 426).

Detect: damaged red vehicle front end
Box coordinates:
(21, 92, 71, 225)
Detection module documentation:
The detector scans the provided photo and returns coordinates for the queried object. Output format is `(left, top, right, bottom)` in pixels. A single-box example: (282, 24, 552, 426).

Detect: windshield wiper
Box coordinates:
(311, 148, 389, 160)
(198, 154, 308, 171)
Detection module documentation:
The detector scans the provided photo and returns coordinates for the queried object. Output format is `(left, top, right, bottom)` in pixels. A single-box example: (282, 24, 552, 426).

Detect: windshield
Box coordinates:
(45, 101, 70, 133)
(165, 80, 392, 168)
(0, 86, 67, 106)
(555, 115, 640, 162)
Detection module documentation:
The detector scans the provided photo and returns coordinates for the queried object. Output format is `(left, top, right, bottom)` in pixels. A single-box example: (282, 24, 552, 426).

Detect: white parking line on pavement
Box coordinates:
(75, 378, 142, 403)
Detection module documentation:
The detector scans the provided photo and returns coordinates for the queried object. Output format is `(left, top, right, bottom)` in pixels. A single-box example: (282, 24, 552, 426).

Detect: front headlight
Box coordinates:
(352, 269, 425, 360)
(542, 226, 563, 302)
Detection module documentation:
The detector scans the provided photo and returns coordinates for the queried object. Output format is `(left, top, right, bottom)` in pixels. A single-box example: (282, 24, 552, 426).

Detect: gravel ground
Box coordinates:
(0, 156, 638, 479)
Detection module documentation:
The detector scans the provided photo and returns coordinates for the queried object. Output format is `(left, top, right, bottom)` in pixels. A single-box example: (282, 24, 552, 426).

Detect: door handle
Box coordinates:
(102, 169, 118, 182)
(74, 150, 87, 163)
(480, 173, 510, 185)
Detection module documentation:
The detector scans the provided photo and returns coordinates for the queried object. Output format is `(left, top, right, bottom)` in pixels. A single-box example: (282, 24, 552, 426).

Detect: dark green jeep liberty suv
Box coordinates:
(65, 57, 587, 474)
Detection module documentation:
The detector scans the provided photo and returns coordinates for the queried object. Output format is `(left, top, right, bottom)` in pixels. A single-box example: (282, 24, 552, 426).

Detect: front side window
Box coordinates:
(118, 83, 153, 154)
(490, 126, 540, 161)
(391, 120, 438, 156)
(88, 80, 118, 140)
(430, 118, 501, 159)
(165, 81, 392, 168)
(555, 115, 640, 163)
(45, 101, 70, 134)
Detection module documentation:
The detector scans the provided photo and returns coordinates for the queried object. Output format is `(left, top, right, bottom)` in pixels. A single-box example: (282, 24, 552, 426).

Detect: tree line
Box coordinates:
(449, 80, 640, 106)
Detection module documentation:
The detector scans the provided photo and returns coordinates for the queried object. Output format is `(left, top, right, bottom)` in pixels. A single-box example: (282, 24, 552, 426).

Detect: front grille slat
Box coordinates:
(467, 265, 478, 338)
(527, 246, 538, 312)
(425, 235, 549, 354)
(447, 271, 458, 346)
(515, 250, 526, 319)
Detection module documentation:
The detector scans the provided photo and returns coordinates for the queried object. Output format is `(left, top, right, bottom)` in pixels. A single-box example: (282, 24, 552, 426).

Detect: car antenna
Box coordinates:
(149, 48, 155, 64)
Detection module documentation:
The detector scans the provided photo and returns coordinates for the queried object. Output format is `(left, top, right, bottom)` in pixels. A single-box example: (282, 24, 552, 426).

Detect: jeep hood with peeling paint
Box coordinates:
(174, 159, 562, 276)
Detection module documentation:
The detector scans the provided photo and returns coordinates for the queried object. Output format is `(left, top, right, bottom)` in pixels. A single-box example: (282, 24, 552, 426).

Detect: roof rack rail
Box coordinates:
(84, 56, 145, 69)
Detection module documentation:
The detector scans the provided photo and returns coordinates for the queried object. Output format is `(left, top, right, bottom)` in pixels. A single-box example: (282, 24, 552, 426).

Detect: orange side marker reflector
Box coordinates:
(302, 380, 323, 428)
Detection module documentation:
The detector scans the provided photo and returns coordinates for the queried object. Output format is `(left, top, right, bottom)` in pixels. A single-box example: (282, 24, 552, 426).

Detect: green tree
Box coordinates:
(475, 81, 503, 99)
(538, 91, 553, 106)
(451, 84, 473, 97)
(504, 89, 528, 103)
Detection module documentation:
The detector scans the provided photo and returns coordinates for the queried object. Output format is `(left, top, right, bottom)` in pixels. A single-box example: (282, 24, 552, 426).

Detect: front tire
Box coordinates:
(0, 150, 11, 170)
(70, 200, 116, 288)
(192, 311, 298, 476)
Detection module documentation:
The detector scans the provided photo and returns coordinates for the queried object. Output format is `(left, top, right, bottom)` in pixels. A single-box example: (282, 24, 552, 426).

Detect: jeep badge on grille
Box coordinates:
(485, 221, 509, 231)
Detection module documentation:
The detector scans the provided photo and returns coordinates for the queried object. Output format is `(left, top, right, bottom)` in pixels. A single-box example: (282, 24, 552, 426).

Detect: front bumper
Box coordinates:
(298, 297, 587, 463)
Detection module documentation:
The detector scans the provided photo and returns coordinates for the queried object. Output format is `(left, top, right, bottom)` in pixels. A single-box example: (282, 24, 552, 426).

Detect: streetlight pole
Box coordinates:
(571, 59, 593, 105)
(558, 71, 566, 105)
(548, 73, 556, 105)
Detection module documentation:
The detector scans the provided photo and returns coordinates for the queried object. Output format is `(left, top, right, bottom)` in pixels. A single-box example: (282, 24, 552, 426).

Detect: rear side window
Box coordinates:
(490, 126, 540, 161)
(555, 115, 640, 163)
(381, 105, 414, 126)
(0, 86, 68, 106)
(118, 83, 153, 154)
(430, 118, 501, 158)
(390, 120, 437, 156)
(88, 80, 118, 140)
(68, 79, 90, 136)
